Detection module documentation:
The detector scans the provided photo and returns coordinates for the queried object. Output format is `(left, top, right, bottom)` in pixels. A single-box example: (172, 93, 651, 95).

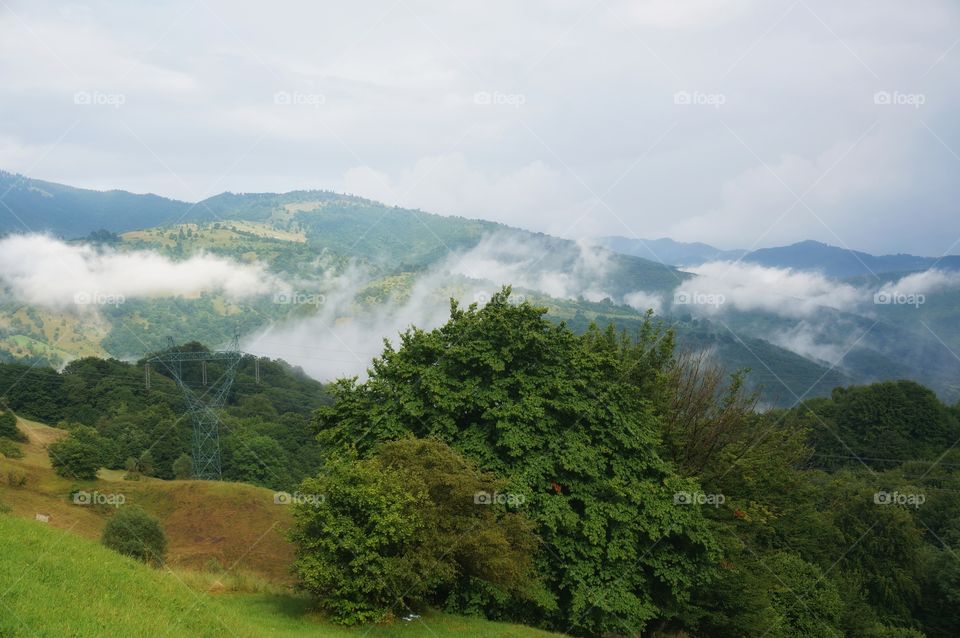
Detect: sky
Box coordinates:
(1, 0, 959, 255)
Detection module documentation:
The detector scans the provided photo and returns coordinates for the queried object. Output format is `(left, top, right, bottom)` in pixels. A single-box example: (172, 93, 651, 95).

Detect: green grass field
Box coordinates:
(0, 514, 563, 637)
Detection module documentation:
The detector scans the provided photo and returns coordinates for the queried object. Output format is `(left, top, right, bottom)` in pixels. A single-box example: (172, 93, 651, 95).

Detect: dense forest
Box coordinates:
(0, 345, 329, 490)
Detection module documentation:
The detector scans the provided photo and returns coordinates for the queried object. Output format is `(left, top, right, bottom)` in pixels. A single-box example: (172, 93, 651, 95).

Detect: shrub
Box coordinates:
(5, 471, 27, 487)
(0, 438, 24, 459)
(0, 411, 24, 442)
(290, 438, 540, 625)
(101, 506, 167, 566)
(123, 456, 140, 481)
(139, 451, 155, 477)
(172, 453, 193, 479)
(48, 436, 100, 480)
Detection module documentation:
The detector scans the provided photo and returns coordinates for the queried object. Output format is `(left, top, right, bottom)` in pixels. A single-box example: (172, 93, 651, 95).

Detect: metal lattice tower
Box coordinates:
(147, 331, 242, 480)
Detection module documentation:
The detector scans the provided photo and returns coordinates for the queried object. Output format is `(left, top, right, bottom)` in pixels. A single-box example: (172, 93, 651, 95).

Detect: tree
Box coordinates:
(290, 438, 540, 625)
(799, 381, 960, 469)
(222, 432, 290, 489)
(313, 289, 719, 635)
(138, 450, 155, 477)
(101, 506, 167, 566)
(172, 453, 193, 479)
(48, 435, 100, 480)
(123, 456, 140, 481)
(0, 411, 25, 442)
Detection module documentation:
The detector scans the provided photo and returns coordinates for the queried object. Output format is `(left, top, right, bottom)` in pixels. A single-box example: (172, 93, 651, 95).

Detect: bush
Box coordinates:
(123, 456, 140, 481)
(172, 453, 193, 479)
(0, 411, 24, 442)
(101, 506, 167, 566)
(5, 471, 27, 487)
(0, 438, 24, 459)
(290, 438, 540, 625)
(48, 436, 100, 480)
(138, 451, 155, 477)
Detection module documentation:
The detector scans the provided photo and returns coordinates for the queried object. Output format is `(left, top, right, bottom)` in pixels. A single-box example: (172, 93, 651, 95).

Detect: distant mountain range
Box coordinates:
(4, 169, 956, 280)
(2, 170, 960, 406)
(598, 236, 747, 266)
(598, 236, 960, 278)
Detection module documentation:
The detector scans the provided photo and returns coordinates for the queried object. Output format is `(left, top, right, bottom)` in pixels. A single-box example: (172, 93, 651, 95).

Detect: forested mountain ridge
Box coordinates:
(2, 173, 960, 407)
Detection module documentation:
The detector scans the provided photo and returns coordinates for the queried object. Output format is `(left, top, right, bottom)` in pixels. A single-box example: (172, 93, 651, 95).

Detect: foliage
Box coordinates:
(101, 506, 167, 566)
(172, 453, 193, 479)
(0, 438, 24, 459)
(314, 289, 720, 635)
(139, 450, 155, 477)
(222, 432, 292, 489)
(0, 350, 329, 488)
(0, 410, 25, 441)
(290, 438, 541, 625)
(48, 432, 101, 480)
(798, 380, 960, 469)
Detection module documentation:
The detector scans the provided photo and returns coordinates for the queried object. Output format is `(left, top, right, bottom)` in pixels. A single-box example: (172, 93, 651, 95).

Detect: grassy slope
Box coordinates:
(0, 514, 563, 638)
(0, 417, 294, 582)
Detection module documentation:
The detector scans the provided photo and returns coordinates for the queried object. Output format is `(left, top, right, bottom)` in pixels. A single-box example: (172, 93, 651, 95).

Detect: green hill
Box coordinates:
(0, 513, 564, 637)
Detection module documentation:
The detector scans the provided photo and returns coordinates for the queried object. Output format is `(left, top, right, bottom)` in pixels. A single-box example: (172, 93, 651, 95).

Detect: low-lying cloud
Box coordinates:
(674, 261, 864, 317)
(244, 233, 617, 380)
(882, 269, 960, 297)
(0, 234, 277, 308)
(7, 232, 960, 384)
(444, 233, 614, 302)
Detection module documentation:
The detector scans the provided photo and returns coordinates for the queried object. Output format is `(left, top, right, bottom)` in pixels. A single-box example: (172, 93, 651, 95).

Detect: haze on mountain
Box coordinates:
(2, 171, 960, 409)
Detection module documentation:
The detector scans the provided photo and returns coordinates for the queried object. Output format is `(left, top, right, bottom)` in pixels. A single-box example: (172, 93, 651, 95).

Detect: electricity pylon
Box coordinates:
(147, 332, 242, 480)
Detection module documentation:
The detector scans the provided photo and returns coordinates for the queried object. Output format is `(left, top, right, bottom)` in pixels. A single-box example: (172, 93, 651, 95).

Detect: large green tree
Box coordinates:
(314, 289, 719, 635)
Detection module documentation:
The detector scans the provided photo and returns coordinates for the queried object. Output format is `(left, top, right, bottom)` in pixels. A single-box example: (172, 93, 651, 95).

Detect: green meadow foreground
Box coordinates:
(0, 515, 562, 638)
(0, 417, 562, 637)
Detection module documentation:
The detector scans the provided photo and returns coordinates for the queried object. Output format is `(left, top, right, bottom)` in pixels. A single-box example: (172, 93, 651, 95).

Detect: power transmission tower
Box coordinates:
(147, 330, 242, 480)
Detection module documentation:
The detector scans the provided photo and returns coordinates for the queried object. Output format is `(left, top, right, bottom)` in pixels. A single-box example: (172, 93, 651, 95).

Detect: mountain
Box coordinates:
(597, 236, 745, 265)
(0, 171, 190, 237)
(743, 240, 960, 278)
(3, 173, 960, 407)
(600, 234, 960, 277)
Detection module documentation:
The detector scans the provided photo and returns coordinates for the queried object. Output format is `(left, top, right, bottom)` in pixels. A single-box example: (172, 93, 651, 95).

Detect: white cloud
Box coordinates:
(767, 321, 853, 366)
(624, 290, 664, 313)
(444, 233, 613, 300)
(885, 268, 960, 295)
(245, 232, 621, 380)
(676, 261, 864, 317)
(0, 234, 277, 308)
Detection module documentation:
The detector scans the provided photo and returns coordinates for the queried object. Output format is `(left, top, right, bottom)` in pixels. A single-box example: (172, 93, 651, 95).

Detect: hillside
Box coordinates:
(0, 417, 295, 582)
(3, 174, 960, 408)
(0, 507, 563, 637)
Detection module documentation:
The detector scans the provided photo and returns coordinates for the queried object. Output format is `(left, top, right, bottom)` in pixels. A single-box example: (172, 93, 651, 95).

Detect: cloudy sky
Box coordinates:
(1, 0, 958, 254)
